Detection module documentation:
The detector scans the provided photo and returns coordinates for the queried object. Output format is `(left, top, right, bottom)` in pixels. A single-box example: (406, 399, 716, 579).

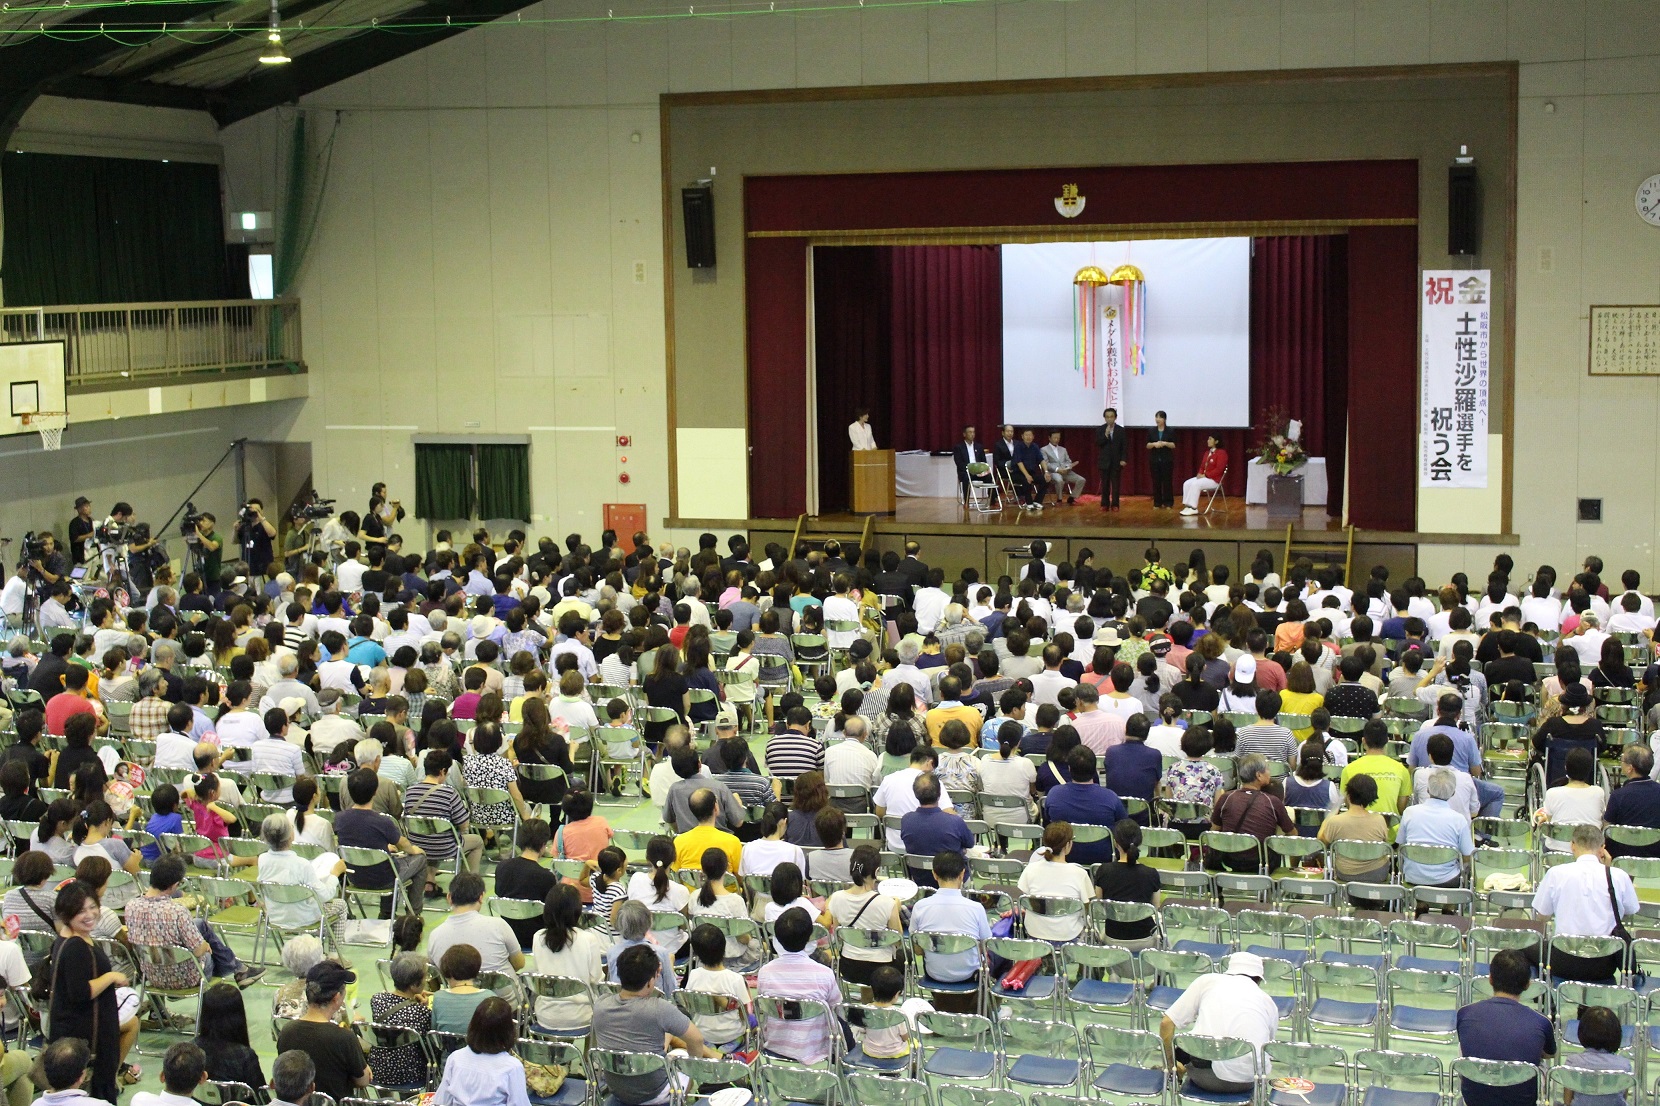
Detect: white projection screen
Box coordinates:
(1001, 238, 1251, 428)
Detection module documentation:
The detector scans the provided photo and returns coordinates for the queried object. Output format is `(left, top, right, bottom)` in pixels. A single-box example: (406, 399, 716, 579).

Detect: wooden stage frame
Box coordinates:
(667, 494, 1515, 586)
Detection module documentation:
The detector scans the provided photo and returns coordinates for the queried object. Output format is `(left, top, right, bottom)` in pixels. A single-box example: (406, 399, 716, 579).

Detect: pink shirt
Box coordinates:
(1072, 709, 1126, 755)
(557, 816, 614, 903)
(186, 798, 229, 860)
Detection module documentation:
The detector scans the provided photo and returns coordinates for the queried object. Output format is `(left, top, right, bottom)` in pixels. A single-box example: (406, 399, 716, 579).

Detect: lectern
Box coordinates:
(850, 449, 895, 514)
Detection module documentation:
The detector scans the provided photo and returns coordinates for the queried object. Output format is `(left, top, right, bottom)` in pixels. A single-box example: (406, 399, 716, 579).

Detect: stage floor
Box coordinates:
(865, 493, 1341, 534)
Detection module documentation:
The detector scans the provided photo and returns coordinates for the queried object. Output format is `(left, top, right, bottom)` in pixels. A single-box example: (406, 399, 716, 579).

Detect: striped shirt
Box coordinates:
(1235, 723, 1297, 764)
(402, 781, 470, 858)
(249, 736, 306, 802)
(756, 950, 843, 1063)
(764, 731, 824, 780)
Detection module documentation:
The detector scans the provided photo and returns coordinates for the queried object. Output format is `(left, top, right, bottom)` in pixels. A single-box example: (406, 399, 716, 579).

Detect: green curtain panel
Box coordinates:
(414, 444, 475, 520)
(0, 152, 233, 306)
(477, 444, 532, 521)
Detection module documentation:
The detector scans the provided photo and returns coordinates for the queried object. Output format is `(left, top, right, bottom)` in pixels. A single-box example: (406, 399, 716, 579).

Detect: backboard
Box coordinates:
(1, 340, 67, 437)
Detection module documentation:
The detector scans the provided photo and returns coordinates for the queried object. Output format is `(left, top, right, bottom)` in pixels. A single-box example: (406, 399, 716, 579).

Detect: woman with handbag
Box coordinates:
(47, 881, 130, 1103)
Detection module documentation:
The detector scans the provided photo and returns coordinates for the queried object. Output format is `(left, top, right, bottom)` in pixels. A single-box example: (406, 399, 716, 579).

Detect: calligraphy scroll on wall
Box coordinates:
(1589, 306, 1660, 376)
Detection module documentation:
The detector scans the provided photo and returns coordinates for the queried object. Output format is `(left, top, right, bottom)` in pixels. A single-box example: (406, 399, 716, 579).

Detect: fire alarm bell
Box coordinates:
(616, 435, 631, 448)
(619, 473, 631, 484)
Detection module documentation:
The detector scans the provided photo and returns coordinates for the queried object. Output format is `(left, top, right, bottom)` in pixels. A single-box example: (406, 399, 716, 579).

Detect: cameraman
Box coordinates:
(193, 513, 223, 591)
(67, 497, 95, 565)
(27, 532, 67, 597)
(235, 499, 277, 582)
(98, 501, 154, 582)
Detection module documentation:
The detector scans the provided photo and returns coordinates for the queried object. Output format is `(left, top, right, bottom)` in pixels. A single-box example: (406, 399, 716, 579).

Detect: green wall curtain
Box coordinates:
(0, 152, 232, 306)
(477, 444, 531, 521)
(414, 444, 475, 520)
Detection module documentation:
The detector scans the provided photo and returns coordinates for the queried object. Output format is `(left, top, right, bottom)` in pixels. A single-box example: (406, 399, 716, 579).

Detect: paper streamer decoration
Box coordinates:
(1109, 263, 1148, 377)
(1072, 265, 1109, 389)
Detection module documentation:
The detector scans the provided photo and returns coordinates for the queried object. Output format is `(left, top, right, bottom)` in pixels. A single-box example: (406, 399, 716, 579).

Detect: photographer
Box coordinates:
(97, 502, 155, 584)
(67, 497, 95, 565)
(235, 499, 277, 582)
(193, 514, 223, 591)
(27, 532, 67, 597)
(370, 483, 405, 527)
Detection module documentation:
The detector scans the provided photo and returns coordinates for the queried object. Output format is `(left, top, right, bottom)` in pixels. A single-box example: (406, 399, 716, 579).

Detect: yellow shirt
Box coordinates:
(674, 824, 742, 873)
(925, 703, 984, 747)
(1278, 690, 1324, 739)
(1340, 753, 1413, 815)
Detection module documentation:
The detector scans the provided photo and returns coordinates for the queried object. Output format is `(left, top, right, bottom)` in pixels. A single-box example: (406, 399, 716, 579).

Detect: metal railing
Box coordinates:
(0, 298, 304, 388)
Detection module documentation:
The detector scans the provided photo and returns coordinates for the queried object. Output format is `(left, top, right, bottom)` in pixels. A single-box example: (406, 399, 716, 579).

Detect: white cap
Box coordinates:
(1226, 951, 1266, 978)
(1235, 654, 1258, 682)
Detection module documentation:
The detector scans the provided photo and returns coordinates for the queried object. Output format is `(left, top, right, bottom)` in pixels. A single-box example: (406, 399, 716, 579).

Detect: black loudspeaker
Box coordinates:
(682, 185, 715, 269)
(1448, 165, 1478, 256)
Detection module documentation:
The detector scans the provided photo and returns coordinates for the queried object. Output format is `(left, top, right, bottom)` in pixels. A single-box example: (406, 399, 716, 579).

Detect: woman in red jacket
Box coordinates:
(1180, 435, 1228, 515)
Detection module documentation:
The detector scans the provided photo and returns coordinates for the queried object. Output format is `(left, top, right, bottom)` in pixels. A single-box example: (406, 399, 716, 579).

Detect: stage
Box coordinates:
(668, 494, 1512, 590)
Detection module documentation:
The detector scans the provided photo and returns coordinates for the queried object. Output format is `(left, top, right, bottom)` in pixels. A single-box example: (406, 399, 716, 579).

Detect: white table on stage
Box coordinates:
(1245, 457, 1328, 504)
(895, 451, 959, 497)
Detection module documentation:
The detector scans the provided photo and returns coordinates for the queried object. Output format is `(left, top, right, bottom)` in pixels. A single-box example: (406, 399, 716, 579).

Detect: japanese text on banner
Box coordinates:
(1419, 270, 1490, 489)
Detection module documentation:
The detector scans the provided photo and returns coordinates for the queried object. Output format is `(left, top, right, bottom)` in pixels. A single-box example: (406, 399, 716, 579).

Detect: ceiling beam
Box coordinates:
(112, 0, 340, 88)
(209, 0, 544, 126)
(0, 2, 229, 144)
(41, 76, 213, 113)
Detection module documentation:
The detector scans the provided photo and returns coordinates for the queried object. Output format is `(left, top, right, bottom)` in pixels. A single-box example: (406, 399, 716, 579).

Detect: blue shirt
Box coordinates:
(344, 636, 386, 667)
(1455, 996, 1554, 1106)
(1397, 798, 1474, 884)
(1103, 742, 1162, 801)
(1042, 784, 1128, 865)
(1012, 441, 1045, 480)
(1408, 723, 1483, 773)
(899, 807, 975, 885)
(605, 937, 676, 996)
(909, 887, 992, 983)
(142, 811, 182, 862)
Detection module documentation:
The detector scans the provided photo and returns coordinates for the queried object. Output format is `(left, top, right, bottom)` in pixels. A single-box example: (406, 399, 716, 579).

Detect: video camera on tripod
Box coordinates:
(291, 492, 336, 523)
(95, 519, 135, 548)
(179, 503, 207, 543)
(16, 532, 47, 571)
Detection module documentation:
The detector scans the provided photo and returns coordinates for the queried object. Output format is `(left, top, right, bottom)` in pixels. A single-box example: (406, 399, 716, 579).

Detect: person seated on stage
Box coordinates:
(951, 426, 995, 505)
(1041, 431, 1086, 506)
(1013, 429, 1048, 512)
(1179, 435, 1229, 516)
(993, 425, 1027, 505)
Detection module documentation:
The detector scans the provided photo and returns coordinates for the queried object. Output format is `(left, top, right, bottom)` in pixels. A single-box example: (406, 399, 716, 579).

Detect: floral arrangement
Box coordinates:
(1256, 408, 1307, 476)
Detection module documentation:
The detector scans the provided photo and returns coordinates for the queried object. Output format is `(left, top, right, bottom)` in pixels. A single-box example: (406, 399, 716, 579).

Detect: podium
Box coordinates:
(850, 449, 895, 514)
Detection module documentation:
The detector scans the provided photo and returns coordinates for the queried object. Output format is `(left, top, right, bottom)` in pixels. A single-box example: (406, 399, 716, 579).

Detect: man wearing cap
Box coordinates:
(66, 497, 95, 567)
(276, 963, 371, 1103)
(1160, 950, 1279, 1095)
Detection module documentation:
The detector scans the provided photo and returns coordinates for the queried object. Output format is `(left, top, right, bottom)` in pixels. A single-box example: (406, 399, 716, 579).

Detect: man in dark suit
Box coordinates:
(951, 425, 993, 504)
(994, 424, 1025, 505)
(1095, 407, 1127, 510)
(899, 542, 929, 589)
(874, 551, 912, 608)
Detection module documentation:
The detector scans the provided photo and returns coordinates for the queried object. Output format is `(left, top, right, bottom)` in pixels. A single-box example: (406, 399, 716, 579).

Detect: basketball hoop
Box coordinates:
(20, 410, 68, 451)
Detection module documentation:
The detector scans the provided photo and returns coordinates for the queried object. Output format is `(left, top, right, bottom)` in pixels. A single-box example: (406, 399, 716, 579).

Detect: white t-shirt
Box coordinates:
(529, 926, 605, 1030)
(687, 891, 752, 963)
(1164, 972, 1279, 1083)
(739, 838, 807, 878)
(686, 965, 751, 1044)
(978, 755, 1038, 800)
(872, 767, 956, 850)
(335, 560, 367, 593)
(625, 872, 691, 955)
(1015, 856, 1094, 942)
(825, 888, 899, 962)
(1147, 725, 1186, 758)
(1542, 786, 1609, 850)
(762, 896, 820, 954)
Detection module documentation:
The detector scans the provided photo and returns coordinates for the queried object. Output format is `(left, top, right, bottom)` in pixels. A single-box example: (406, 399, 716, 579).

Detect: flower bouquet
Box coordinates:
(1256, 408, 1307, 476)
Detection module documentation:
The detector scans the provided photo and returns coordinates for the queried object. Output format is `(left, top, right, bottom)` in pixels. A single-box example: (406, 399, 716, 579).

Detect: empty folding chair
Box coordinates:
(1084, 1024, 1169, 1105)
(846, 1072, 930, 1106)
(1449, 1058, 1540, 1106)
(1264, 1042, 1349, 1106)
(1354, 1049, 1444, 1106)
(1060, 943, 1139, 1026)
(1166, 903, 1233, 961)
(1002, 1017, 1085, 1097)
(1313, 916, 1388, 970)
(1383, 968, 1461, 1048)
(1302, 961, 1382, 1048)
(915, 1011, 999, 1092)
(1236, 908, 1314, 969)
(934, 1087, 1024, 1106)
(1386, 918, 1465, 974)
(760, 1061, 841, 1106)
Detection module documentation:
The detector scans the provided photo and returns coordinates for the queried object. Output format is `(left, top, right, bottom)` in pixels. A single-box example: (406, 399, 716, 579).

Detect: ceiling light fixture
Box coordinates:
(260, 0, 290, 65)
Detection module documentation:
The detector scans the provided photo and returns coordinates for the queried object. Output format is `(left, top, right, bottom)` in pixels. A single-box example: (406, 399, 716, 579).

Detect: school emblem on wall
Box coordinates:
(1054, 183, 1086, 218)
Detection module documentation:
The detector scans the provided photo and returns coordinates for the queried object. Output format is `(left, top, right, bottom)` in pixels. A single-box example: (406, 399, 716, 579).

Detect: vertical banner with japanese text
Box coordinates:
(1419, 270, 1490, 488)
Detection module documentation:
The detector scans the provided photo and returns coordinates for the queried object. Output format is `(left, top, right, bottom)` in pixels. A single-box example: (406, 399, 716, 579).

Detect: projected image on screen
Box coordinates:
(1001, 238, 1251, 428)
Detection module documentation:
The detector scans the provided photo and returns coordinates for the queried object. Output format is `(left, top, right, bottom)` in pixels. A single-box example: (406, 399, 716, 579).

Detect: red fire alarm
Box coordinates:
(616, 435, 631, 448)
(619, 472, 631, 484)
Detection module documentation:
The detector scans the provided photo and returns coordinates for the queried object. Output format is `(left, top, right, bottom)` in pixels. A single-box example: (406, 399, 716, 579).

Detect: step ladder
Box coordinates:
(788, 513, 878, 560)
(1282, 523, 1356, 587)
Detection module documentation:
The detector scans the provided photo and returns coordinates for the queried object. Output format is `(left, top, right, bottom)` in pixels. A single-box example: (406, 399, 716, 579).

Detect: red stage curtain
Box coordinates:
(746, 237, 810, 519)
(887, 245, 1004, 450)
(812, 246, 892, 513)
(1345, 226, 1417, 530)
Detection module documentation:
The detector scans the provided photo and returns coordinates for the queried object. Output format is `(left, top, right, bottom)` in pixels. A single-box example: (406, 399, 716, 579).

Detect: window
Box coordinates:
(248, 253, 274, 299)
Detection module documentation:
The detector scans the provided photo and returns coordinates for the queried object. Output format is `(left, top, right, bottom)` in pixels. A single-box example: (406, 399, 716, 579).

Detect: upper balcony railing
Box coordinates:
(0, 298, 304, 389)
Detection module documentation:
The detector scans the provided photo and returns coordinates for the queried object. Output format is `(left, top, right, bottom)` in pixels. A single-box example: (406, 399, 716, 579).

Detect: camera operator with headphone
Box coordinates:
(235, 499, 277, 585)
